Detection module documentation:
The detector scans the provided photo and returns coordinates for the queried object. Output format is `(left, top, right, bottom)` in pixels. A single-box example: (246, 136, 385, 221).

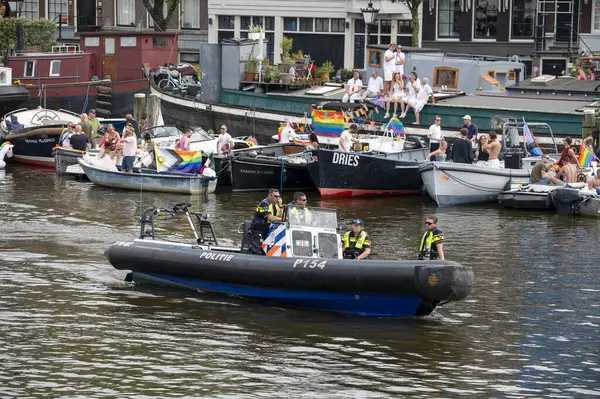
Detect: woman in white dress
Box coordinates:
(384, 72, 405, 118)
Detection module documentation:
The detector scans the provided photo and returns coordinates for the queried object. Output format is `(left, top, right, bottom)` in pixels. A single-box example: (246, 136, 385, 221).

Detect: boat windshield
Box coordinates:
(189, 128, 213, 142)
(287, 206, 338, 229)
(151, 126, 183, 138)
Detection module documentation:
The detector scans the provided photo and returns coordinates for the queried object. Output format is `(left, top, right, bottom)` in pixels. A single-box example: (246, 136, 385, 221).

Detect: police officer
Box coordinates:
(248, 188, 283, 254)
(287, 191, 311, 225)
(418, 216, 445, 260)
(342, 219, 371, 260)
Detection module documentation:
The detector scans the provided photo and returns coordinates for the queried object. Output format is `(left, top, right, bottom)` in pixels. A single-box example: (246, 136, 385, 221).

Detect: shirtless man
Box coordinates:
(483, 132, 502, 168)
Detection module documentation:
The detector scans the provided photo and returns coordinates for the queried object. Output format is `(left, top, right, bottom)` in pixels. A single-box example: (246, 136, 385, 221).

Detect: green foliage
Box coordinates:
(0, 18, 57, 52)
(319, 61, 334, 75)
(389, 0, 421, 47)
(280, 36, 293, 55)
(246, 56, 259, 72)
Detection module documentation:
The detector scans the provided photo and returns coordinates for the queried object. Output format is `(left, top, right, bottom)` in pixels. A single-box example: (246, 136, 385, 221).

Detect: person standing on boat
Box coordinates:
(287, 192, 311, 225)
(418, 216, 445, 260)
(450, 128, 474, 164)
(88, 109, 101, 144)
(70, 125, 88, 151)
(425, 141, 448, 162)
(143, 132, 156, 169)
(121, 129, 137, 173)
(217, 125, 234, 155)
(342, 71, 363, 104)
(59, 123, 75, 148)
(558, 137, 578, 167)
(383, 43, 397, 97)
(248, 189, 283, 255)
(395, 45, 406, 81)
(462, 115, 478, 150)
(427, 115, 443, 152)
(178, 130, 191, 151)
(483, 132, 501, 168)
(339, 124, 360, 152)
(79, 113, 94, 149)
(342, 219, 371, 260)
(125, 114, 140, 138)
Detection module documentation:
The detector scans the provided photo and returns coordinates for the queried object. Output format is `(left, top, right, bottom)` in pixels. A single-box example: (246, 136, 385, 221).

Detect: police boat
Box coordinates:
(105, 203, 474, 317)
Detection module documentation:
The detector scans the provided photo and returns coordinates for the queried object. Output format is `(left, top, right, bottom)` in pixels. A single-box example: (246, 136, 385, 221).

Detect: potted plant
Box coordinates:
(248, 25, 263, 41)
(245, 56, 259, 81)
(317, 61, 334, 80)
(263, 58, 271, 83)
(279, 36, 294, 73)
(272, 69, 281, 84)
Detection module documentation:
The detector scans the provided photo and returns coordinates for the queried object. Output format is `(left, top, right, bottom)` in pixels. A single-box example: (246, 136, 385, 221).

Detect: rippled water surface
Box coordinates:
(1, 166, 599, 398)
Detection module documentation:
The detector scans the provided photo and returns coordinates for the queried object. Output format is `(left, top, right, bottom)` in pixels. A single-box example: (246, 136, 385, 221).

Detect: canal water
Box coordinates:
(1, 166, 599, 398)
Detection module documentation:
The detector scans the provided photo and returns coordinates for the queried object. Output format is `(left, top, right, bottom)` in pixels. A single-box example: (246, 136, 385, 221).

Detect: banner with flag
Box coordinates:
(578, 144, 595, 168)
(385, 117, 405, 140)
(523, 122, 543, 157)
(311, 110, 345, 137)
(368, 96, 386, 109)
(155, 147, 212, 174)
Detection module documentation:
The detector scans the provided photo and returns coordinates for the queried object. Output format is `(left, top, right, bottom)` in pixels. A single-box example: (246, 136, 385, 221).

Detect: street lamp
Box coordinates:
(361, 1, 380, 63)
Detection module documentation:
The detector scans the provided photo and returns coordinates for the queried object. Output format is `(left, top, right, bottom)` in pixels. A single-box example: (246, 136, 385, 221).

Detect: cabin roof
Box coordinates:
(79, 31, 176, 37)
(366, 44, 445, 54)
(436, 94, 591, 115)
(508, 76, 600, 93)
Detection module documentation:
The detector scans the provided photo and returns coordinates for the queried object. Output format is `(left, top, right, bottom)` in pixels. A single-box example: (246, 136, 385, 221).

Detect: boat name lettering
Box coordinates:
(293, 259, 327, 269)
(332, 152, 359, 167)
(199, 252, 234, 262)
(24, 138, 55, 144)
(240, 169, 275, 175)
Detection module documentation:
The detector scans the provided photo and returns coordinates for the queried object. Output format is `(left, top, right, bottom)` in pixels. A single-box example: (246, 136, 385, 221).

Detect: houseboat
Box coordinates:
(8, 32, 178, 117)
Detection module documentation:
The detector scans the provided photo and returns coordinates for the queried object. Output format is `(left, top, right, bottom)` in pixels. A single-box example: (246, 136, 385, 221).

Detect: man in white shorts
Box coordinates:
(401, 72, 420, 118)
(395, 45, 405, 79)
(383, 43, 397, 97)
(342, 70, 363, 103)
(407, 77, 434, 125)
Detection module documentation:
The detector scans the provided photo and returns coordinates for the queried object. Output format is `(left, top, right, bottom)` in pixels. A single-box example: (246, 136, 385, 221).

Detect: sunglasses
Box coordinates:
(435, 119, 441, 122)
(273, 195, 281, 198)
(299, 198, 307, 201)
(425, 222, 434, 225)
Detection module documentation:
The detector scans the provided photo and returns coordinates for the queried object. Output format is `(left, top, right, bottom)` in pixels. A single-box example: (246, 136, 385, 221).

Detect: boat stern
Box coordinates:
(414, 261, 474, 303)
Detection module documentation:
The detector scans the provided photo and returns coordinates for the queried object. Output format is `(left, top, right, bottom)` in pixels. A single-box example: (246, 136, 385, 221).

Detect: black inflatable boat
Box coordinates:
(105, 203, 474, 317)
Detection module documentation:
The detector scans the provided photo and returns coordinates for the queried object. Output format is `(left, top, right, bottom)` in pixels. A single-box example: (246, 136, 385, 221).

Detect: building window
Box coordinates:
(84, 37, 100, 47)
(48, 0, 68, 23)
(24, 61, 35, 77)
(299, 18, 313, 32)
(316, 18, 329, 32)
(148, 2, 168, 28)
(595, 0, 600, 31)
(398, 20, 412, 34)
(284, 17, 297, 31)
(264, 17, 275, 31)
(218, 16, 234, 30)
(438, 0, 461, 38)
(9, 0, 39, 19)
(474, 0, 498, 38)
(239, 16, 275, 63)
(180, 52, 200, 64)
(117, 0, 135, 26)
(49, 60, 61, 76)
(353, 19, 365, 69)
(331, 18, 345, 32)
(512, 0, 535, 38)
(181, 0, 200, 29)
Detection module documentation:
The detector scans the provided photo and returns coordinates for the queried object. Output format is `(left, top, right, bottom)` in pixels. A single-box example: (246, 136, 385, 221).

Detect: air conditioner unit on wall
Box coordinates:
(0, 67, 12, 86)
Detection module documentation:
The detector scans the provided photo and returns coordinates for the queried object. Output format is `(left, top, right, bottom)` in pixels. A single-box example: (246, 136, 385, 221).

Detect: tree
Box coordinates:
(0, 17, 56, 53)
(140, 0, 179, 31)
(390, 0, 421, 47)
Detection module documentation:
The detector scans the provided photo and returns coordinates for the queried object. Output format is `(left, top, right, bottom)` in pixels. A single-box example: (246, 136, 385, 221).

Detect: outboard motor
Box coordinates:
(549, 188, 583, 214)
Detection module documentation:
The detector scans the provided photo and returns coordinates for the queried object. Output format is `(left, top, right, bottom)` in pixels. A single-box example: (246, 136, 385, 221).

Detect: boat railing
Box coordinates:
(51, 45, 82, 54)
(58, 108, 83, 118)
(1, 108, 28, 122)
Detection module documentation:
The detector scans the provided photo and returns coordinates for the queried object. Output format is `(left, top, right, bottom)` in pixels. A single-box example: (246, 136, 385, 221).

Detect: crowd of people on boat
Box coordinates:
(341, 43, 435, 125)
(247, 188, 444, 261)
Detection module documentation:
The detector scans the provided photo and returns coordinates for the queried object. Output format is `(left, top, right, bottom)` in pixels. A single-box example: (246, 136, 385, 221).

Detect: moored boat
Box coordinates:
(53, 145, 86, 175)
(420, 162, 531, 207)
(549, 187, 600, 217)
(78, 158, 217, 194)
(105, 203, 474, 317)
(307, 147, 429, 199)
(498, 183, 587, 210)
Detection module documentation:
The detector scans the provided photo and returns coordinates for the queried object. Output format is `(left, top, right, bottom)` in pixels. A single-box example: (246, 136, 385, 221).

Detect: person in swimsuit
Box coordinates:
(178, 130, 191, 151)
(425, 141, 448, 162)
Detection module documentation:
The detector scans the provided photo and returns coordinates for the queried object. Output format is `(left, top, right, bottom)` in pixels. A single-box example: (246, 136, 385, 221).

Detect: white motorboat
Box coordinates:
(419, 162, 532, 207)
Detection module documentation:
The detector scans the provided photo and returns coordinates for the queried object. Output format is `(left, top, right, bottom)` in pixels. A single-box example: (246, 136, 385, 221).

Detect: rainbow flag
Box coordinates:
(155, 147, 212, 174)
(578, 144, 595, 168)
(523, 122, 543, 157)
(311, 110, 345, 137)
(385, 117, 405, 140)
(292, 135, 310, 145)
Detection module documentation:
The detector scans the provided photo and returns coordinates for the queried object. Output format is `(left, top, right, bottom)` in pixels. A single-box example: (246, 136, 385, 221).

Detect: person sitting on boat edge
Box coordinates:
(178, 130, 192, 151)
(339, 124, 360, 153)
(425, 141, 448, 162)
(418, 216, 445, 261)
(558, 137, 578, 167)
(248, 188, 283, 255)
(287, 192, 311, 226)
(307, 132, 319, 150)
(342, 219, 372, 260)
(342, 70, 363, 104)
(530, 153, 564, 186)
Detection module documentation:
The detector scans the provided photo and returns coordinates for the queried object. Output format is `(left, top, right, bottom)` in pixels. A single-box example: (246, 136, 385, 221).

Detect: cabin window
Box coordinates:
(318, 233, 339, 259)
(181, 0, 200, 29)
(84, 37, 100, 47)
(105, 38, 115, 54)
(488, 70, 496, 78)
(117, 0, 135, 26)
(24, 61, 35, 78)
(291, 230, 313, 257)
(368, 49, 382, 68)
(49, 60, 61, 76)
(433, 66, 459, 88)
(120, 37, 137, 47)
(437, 0, 461, 38)
(152, 37, 168, 47)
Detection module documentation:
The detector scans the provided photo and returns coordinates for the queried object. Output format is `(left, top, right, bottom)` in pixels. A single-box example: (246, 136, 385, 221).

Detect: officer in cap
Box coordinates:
(342, 219, 372, 260)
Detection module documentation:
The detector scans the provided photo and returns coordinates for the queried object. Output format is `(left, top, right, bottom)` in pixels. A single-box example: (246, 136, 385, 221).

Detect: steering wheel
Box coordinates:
(31, 110, 60, 124)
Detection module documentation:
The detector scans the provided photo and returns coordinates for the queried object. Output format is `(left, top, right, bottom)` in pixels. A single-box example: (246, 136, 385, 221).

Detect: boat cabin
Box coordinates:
(9, 32, 178, 84)
(262, 206, 342, 259)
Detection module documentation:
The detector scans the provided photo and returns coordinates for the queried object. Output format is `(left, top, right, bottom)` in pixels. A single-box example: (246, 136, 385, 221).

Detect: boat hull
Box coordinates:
(307, 148, 428, 199)
(419, 162, 531, 206)
(229, 157, 315, 192)
(53, 146, 85, 174)
(497, 191, 554, 210)
(550, 187, 600, 217)
(79, 159, 217, 194)
(5, 126, 64, 167)
(106, 240, 474, 317)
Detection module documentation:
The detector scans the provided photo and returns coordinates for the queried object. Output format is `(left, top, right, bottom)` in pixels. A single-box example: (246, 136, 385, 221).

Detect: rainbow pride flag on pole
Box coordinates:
(385, 117, 405, 140)
(578, 144, 595, 168)
(155, 147, 212, 174)
(311, 110, 345, 137)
